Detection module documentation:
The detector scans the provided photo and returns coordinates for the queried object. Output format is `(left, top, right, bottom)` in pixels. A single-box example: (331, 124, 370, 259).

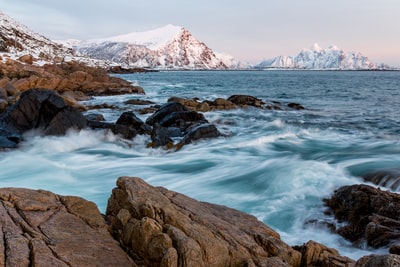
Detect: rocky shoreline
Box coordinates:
(0, 177, 399, 267)
(0, 59, 399, 266)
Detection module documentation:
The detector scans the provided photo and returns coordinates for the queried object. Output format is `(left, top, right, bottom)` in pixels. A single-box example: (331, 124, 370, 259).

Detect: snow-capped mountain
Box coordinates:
(64, 25, 241, 70)
(256, 43, 380, 70)
(0, 11, 72, 60)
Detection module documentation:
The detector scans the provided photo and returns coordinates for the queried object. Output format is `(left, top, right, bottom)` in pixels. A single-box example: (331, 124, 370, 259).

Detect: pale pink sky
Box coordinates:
(2, 0, 400, 66)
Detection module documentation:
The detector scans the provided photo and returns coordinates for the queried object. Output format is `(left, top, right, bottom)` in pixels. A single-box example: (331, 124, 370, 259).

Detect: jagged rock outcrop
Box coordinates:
(324, 184, 400, 251)
(0, 187, 135, 267)
(145, 102, 221, 149)
(106, 176, 302, 267)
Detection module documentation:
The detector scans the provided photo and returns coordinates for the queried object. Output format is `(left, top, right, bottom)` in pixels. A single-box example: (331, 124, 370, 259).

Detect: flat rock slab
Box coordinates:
(0, 188, 135, 267)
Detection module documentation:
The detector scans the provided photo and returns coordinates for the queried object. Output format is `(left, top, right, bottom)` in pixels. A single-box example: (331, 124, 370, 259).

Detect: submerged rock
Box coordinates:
(324, 184, 400, 250)
(106, 176, 302, 267)
(0, 187, 135, 267)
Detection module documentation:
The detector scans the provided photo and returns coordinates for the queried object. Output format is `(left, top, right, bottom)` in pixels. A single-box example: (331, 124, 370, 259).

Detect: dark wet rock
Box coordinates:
(116, 111, 151, 135)
(85, 113, 105, 122)
(0, 187, 135, 267)
(145, 102, 188, 125)
(227, 94, 265, 108)
(355, 254, 400, 267)
(43, 106, 87, 136)
(288, 102, 305, 110)
(86, 103, 118, 110)
(145, 102, 220, 149)
(124, 99, 156, 105)
(0, 89, 87, 148)
(108, 65, 157, 74)
(293, 240, 355, 267)
(362, 169, 400, 191)
(390, 245, 400, 255)
(159, 110, 207, 128)
(106, 176, 302, 267)
(324, 184, 400, 249)
(0, 89, 87, 134)
(178, 123, 221, 148)
(148, 123, 174, 148)
(87, 120, 137, 140)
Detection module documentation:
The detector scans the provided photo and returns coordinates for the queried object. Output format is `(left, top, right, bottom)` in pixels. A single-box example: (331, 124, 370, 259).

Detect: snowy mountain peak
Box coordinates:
(327, 44, 340, 51)
(68, 25, 240, 69)
(256, 44, 380, 70)
(89, 24, 184, 50)
(310, 43, 323, 52)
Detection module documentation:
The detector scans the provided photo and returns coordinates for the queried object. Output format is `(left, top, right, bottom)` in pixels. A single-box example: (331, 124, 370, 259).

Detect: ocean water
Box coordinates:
(1, 70, 400, 259)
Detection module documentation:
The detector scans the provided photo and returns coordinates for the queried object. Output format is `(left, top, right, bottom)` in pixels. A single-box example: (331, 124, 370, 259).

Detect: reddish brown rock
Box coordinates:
(106, 176, 302, 267)
(0, 187, 135, 267)
(294, 240, 355, 267)
(18, 54, 34, 65)
(355, 254, 400, 267)
(0, 59, 144, 98)
(324, 184, 400, 249)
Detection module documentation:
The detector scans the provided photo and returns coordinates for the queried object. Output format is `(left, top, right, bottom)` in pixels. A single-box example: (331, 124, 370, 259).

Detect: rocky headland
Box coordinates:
(0, 56, 144, 113)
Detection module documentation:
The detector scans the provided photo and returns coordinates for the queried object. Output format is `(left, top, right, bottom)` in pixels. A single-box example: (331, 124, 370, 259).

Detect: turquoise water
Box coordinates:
(1, 70, 399, 259)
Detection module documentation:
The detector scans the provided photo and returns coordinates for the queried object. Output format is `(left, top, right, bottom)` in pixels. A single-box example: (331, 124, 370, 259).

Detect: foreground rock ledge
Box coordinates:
(0, 188, 134, 267)
(106, 177, 302, 267)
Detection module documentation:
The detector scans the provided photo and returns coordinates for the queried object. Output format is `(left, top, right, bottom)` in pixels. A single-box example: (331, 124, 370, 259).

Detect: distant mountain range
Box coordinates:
(0, 10, 393, 70)
(255, 43, 390, 70)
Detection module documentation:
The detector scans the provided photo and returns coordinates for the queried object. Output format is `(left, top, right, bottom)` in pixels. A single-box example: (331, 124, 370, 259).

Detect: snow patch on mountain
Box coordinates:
(256, 43, 383, 70)
(90, 24, 182, 50)
(0, 10, 72, 61)
(65, 25, 242, 70)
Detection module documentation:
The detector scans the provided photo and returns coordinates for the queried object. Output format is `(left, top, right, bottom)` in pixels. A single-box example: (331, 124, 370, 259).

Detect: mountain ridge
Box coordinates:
(61, 24, 243, 70)
(255, 43, 390, 70)
(0, 10, 393, 71)
(0, 10, 73, 62)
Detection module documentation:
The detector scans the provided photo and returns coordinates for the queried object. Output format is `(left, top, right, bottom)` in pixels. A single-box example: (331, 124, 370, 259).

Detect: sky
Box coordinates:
(2, 0, 400, 66)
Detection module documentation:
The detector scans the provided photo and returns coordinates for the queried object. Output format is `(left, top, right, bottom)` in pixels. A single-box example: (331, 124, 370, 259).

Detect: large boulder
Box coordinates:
(0, 187, 135, 267)
(146, 102, 188, 126)
(0, 89, 87, 148)
(106, 177, 302, 267)
(146, 102, 220, 149)
(116, 111, 151, 135)
(324, 184, 400, 250)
